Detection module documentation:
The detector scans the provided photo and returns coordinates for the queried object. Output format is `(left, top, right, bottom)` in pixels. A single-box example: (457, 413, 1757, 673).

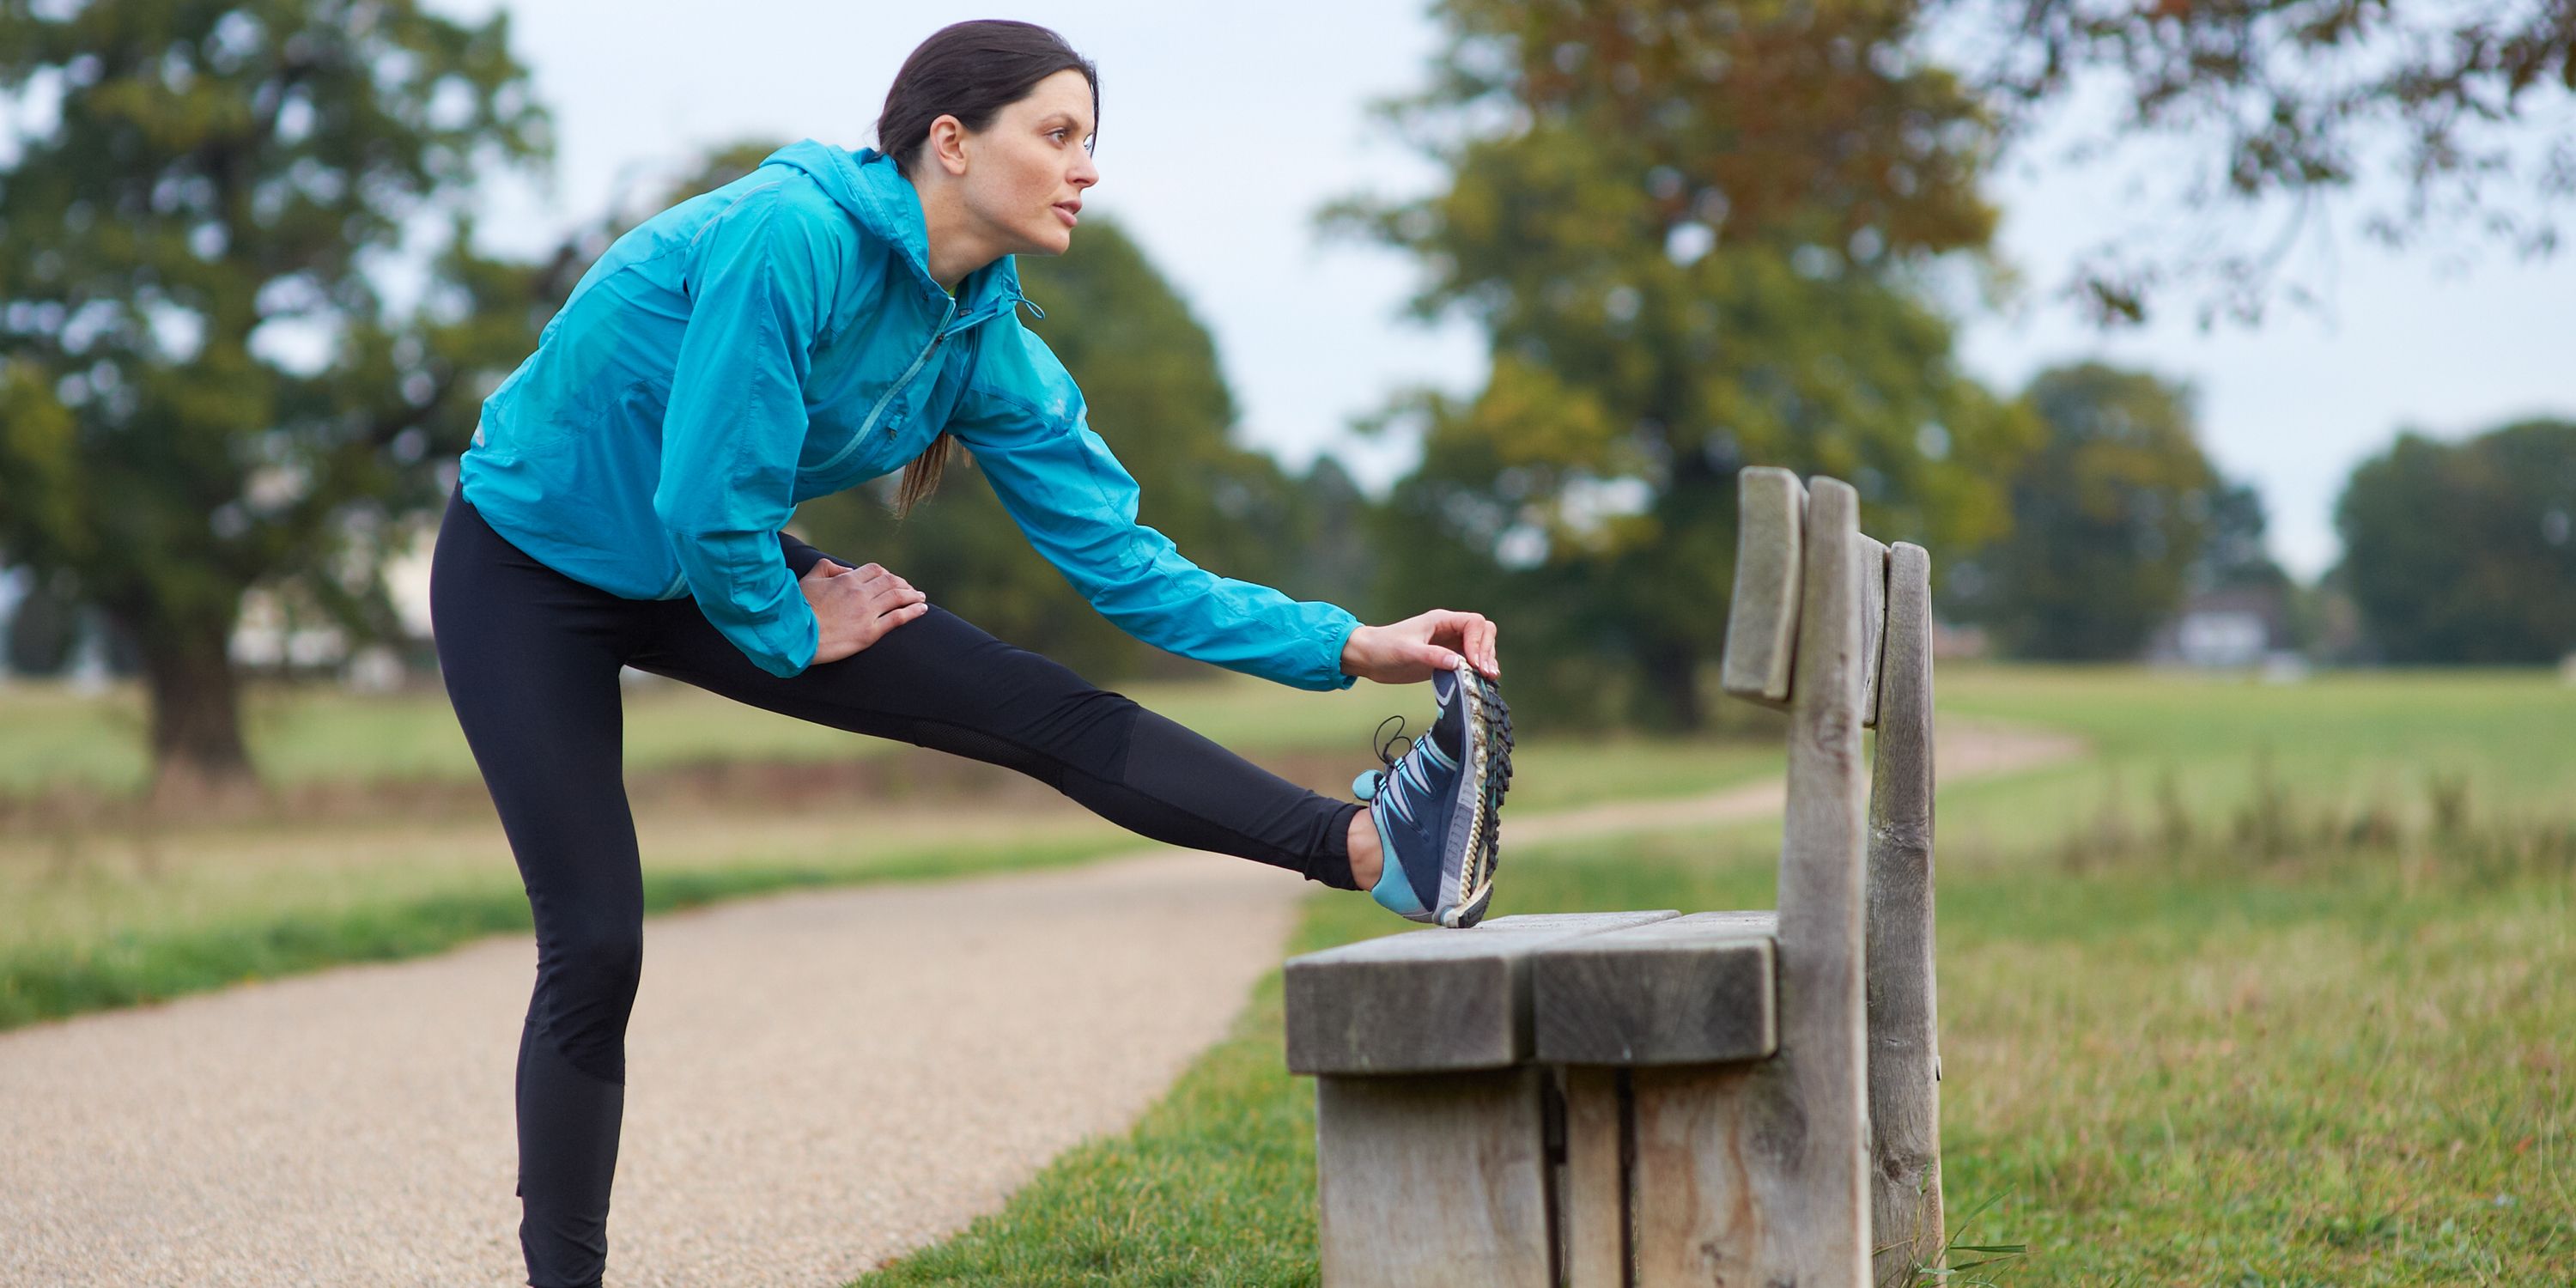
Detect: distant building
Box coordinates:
(2145, 584, 2298, 669)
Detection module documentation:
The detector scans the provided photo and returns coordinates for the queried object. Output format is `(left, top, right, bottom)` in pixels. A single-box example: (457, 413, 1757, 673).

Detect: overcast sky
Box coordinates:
(441, 0, 2574, 582)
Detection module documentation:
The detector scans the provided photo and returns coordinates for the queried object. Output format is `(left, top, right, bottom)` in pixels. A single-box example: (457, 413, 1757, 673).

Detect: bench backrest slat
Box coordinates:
(1867, 540, 1946, 1282)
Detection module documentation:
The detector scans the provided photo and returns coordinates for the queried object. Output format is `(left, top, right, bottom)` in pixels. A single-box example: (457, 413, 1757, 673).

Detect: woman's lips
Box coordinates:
(1054, 204, 1078, 228)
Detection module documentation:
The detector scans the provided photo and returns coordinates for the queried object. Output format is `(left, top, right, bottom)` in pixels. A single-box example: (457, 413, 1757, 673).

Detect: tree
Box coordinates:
(2335, 418, 2576, 663)
(2193, 478, 2288, 595)
(1329, 0, 2035, 728)
(793, 205, 1330, 682)
(1948, 361, 2230, 659)
(0, 0, 551, 799)
(1941, 0, 2576, 325)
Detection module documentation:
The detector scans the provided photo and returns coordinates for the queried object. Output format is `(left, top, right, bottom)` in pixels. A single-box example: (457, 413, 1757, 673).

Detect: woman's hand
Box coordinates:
(1340, 610, 1501, 685)
(801, 559, 929, 665)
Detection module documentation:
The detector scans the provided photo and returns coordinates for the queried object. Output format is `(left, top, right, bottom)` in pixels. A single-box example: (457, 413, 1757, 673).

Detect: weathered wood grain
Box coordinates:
(1531, 912, 1780, 1066)
(1866, 541, 1945, 1285)
(1719, 467, 1807, 708)
(1651, 474, 1871, 1285)
(1627, 1062, 1766, 1288)
(1558, 1066, 1626, 1288)
(1316, 1067, 1554, 1287)
(1285, 912, 1678, 1075)
(1858, 534, 1889, 730)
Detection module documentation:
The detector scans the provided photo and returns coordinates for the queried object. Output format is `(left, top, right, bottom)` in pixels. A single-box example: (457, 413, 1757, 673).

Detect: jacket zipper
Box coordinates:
(811, 295, 959, 477)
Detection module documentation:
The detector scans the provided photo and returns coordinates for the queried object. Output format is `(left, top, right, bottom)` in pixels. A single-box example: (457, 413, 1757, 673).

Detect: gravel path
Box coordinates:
(0, 850, 1303, 1287)
(0, 720, 2081, 1287)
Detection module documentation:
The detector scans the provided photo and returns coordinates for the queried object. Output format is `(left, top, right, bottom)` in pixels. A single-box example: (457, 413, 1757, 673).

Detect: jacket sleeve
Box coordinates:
(947, 319, 1363, 692)
(653, 184, 831, 677)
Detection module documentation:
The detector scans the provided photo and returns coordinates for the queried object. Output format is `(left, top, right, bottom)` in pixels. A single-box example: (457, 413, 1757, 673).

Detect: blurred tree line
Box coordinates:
(3, 0, 2572, 794)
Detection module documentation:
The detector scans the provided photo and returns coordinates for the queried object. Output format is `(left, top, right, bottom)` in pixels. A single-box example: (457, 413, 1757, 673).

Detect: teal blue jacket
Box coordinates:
(458, 140, 1360, 688)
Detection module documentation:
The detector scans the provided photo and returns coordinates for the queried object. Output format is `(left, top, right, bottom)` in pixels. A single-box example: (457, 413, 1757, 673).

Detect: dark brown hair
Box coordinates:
(878, 21, 1097, 516)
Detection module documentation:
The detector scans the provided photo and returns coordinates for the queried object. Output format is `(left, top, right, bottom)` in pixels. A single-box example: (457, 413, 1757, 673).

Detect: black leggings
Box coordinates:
(428, 489, 1359, 1288)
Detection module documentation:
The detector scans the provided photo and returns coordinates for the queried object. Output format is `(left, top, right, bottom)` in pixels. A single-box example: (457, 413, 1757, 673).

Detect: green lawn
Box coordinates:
(0, 670, 1412, 799)
(0, 673, 1777, 1034)
(857, 666, 2576, 1285)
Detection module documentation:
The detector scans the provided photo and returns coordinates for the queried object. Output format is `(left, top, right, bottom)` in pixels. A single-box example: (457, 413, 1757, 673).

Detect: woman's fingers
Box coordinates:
(854, 599, 930, 646)
(1414, 609, 1500, 678)
(867, 579, 927, 611)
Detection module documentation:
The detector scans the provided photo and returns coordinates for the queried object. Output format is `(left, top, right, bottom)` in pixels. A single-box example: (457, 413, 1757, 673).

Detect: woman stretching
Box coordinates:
(428, 19, 1511, 1287)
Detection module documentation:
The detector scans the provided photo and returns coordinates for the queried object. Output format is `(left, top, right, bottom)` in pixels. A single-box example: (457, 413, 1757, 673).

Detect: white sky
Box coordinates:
(440, 0, 2574, 582)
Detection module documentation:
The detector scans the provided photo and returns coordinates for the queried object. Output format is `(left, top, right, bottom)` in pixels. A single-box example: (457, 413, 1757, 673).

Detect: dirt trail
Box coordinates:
(1510, 718, 2085, 845)
(0, 720, 2081, 1287)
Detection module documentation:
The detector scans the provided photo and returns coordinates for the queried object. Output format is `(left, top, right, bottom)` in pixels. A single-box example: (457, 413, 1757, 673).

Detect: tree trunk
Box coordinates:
(1640, 638, 1706, 732)
(129, 609, 258, 809)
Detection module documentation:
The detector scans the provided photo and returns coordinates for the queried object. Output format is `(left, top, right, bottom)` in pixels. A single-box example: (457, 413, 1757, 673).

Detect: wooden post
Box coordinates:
(1866, 542, 1945, 1285)
(1630, 475, 1874, 1286)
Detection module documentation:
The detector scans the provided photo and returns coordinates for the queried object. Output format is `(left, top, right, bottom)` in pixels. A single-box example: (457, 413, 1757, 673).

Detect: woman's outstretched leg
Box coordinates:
(629, 544, 1364, 890)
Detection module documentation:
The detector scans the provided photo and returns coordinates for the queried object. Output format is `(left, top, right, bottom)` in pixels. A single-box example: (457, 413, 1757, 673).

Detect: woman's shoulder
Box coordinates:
(958, 310, 1083, 429)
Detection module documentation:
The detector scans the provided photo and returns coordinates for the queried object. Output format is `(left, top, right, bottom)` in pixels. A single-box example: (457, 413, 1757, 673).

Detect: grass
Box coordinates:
(0, 810, 1142, 1034)
(1935, 665, 2576, 857)
(854, 666, 2576, 1285)
(0, 670, 1455, 799)
(0, 676, 1779, 1036)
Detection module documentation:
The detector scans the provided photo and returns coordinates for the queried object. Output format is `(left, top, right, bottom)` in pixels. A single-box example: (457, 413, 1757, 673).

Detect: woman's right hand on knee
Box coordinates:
(801, 559, 929, 664)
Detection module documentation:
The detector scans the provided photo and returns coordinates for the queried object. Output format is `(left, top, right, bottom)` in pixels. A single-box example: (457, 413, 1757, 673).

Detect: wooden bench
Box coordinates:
(1284, 469, 1945, 1287)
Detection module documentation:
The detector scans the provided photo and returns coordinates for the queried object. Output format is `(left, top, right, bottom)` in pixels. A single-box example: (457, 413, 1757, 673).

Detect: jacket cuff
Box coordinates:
(1311, 611, 1364, 692)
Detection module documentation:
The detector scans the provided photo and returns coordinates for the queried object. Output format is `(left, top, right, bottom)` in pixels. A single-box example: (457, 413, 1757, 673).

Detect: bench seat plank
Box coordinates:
(1532, 911, 1779, 1066)
(1285, 912, 1680, 1075)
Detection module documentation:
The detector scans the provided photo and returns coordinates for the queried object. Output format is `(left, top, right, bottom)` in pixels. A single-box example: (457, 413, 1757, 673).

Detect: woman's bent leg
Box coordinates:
(432, 493, 647, 1288)
(634, 567, 1362, 890)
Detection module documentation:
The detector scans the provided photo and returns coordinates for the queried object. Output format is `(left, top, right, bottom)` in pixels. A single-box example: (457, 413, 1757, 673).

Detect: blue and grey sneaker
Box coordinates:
(1354, 667, 1514, 928)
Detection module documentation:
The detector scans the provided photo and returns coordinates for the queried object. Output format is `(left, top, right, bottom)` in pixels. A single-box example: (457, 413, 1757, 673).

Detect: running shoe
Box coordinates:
(1353, 666, 1514, 928)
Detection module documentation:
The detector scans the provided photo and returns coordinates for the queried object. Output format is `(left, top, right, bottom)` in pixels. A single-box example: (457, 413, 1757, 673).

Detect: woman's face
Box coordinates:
(954, 68, 1099, 258)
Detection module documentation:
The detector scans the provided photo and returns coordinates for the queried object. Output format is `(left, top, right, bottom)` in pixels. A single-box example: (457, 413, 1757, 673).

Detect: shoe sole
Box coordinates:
(1440, 671, 1513, 929)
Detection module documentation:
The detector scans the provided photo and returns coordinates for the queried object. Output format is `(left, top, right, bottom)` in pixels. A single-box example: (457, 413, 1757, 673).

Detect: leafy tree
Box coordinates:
(0, 0, 550, 799)
(1949, 361, 2230, 659)
(1943, 0, 2576, 325)
(2334, 418, 2576, 663)
(793, 204, 1332, 682)
(1328, 0, 2034, 728)
(3, 568, 81, 675)
(2193, 478, 2288, 595)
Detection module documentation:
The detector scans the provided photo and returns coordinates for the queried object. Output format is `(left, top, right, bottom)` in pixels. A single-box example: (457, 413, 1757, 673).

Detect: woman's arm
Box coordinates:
(948, 318, 1399, 690)
(653, 183, 845, 677)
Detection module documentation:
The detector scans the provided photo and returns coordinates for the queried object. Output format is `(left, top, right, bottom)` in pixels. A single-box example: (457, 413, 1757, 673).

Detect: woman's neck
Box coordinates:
(909, 171, 999, 295)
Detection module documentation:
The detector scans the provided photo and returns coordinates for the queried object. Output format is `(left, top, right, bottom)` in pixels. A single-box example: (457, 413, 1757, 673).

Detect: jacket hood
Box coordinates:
(760, 138, 1032, 321)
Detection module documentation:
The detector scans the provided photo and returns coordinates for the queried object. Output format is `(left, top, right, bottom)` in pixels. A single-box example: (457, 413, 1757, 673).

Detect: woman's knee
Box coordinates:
(532, 920, 644, 1081)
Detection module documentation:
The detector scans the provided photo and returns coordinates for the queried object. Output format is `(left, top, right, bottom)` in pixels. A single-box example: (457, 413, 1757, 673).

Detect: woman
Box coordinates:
(428, 18, 1511, 1287)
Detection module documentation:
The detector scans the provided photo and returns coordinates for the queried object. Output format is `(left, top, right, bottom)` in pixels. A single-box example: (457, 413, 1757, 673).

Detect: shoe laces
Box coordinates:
(1369, 714, 1437, 823)
(1372, 714, 1415, 769)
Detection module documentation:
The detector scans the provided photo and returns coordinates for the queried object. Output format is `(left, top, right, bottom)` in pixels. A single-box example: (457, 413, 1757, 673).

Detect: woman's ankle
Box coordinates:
(1346, 806, 1383, 890)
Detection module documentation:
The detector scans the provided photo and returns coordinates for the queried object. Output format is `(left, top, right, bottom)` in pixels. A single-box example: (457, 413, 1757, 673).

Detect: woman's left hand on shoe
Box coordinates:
(1340, 611, 1501, 684)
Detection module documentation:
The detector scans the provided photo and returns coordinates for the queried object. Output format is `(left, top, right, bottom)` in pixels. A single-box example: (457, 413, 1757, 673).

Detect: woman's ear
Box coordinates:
(927, 114, 971, 178)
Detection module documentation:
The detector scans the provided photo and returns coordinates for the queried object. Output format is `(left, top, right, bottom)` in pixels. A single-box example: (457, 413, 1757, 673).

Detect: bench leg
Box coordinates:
(1315, 1069, 1555, 1287)
(1558, 1066, 1626, 1287)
